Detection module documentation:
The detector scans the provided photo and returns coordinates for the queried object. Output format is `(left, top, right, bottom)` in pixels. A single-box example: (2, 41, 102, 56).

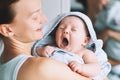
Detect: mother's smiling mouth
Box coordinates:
(36, 28, 42, 32)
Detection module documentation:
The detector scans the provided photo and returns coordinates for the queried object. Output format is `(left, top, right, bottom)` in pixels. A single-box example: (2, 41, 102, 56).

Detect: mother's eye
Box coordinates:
(32, 16, 38, 20)
(31, 13, 39, 21)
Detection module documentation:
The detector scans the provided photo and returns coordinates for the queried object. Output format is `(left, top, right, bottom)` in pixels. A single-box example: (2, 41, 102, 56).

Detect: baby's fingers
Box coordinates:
(68, 61, 78, 72)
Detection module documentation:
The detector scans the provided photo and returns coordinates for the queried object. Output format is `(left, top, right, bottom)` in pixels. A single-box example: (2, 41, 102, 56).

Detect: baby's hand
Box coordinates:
(37, 46, 55, 57)
(68, 61, 82, 74)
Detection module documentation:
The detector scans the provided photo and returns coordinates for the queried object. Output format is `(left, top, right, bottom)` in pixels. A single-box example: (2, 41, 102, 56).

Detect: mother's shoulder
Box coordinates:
(17, 57, 66, 80)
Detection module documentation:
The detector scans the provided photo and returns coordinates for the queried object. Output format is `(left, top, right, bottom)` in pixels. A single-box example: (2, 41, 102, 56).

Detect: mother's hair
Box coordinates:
(0, 0, 19, 24)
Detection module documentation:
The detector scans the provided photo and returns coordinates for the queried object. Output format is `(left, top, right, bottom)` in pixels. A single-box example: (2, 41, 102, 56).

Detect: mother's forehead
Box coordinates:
(13, 0, 41, 12)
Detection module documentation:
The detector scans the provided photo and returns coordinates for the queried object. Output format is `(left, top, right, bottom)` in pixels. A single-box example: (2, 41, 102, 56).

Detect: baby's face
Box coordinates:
(55, 16, 89, 53)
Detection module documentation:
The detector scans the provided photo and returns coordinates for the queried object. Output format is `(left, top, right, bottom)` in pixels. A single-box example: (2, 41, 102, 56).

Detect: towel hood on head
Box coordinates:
(43, 12, 97, 41)
(33, 12, 103, 52)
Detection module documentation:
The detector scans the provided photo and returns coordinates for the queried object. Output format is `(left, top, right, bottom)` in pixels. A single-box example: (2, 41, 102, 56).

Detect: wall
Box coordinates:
(42, 0, 70, 20)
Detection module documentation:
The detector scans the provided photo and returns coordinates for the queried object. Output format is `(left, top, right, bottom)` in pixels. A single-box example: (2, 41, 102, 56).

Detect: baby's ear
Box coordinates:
(0, 24, 14, 37)
(83, 37, 90, 46)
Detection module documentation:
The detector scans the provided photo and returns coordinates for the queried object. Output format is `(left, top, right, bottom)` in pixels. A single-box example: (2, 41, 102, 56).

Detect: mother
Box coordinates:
(0, 0, 89, 80)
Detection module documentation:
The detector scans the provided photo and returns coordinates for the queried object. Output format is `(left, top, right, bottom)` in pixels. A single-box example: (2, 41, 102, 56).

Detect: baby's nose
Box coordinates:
(64, 29, 69, 34)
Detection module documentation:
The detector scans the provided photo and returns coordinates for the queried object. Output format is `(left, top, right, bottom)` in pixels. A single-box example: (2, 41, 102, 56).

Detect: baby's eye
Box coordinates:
(58, 26, 65, 29)
(71, 28, 77, 31)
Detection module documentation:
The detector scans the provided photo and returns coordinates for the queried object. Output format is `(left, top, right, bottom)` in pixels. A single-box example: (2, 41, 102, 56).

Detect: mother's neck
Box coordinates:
(1, 37, 32, 63)
(4, 37, 32, 55)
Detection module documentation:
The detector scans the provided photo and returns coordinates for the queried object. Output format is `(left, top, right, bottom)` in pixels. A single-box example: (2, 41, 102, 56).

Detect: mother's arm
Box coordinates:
(17, 57, 90, 80)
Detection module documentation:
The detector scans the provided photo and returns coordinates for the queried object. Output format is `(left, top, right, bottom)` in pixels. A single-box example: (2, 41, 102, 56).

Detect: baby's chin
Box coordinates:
(60, 47, 72, 52)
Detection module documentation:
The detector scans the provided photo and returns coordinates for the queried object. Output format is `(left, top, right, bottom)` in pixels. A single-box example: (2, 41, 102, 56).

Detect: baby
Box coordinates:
(32, 12, 111, 80)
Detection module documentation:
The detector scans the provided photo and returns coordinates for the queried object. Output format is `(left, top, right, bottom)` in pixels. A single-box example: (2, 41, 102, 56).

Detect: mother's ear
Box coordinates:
(0, 24, 14, 37)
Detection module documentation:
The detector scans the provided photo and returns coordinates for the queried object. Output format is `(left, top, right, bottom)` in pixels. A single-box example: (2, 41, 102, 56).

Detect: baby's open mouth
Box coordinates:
(62, 38, 69, 46)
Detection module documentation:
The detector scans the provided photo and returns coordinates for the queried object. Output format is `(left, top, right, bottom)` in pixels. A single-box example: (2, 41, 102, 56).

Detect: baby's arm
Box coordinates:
(68, 49, 100, 78)
(36, 45, 55, 57)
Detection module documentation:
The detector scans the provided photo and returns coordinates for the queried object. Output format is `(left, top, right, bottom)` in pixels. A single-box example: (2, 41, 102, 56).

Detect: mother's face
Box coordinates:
(9, 0, 47, 43)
